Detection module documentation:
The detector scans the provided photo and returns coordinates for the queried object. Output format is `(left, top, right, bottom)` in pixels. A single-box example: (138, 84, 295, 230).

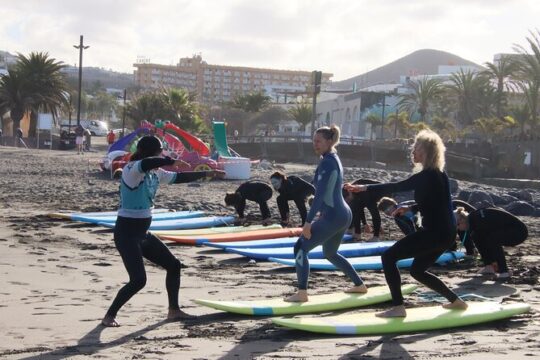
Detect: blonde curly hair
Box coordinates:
(412, 129, 446, 172)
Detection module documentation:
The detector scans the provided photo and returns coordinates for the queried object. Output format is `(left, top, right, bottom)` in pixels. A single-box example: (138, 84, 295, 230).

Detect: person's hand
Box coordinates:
(173, 159, 189, 168)
(302, 222, 312, 240)
(207, 169, 226, 179)
(344, 184, 366, 193)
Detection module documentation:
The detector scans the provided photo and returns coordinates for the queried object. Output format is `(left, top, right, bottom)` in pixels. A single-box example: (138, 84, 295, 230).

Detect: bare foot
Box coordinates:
(442, 298, 468, 310)
(284, 290, 308, 302)
(168, 308, 196, 320)
(101, 315, 120, 327)
(375, 305, 407, 318)
(345, 284, 368, 294)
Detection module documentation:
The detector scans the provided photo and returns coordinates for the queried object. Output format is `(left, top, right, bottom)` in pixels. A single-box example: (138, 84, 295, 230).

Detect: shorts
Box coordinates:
(75, 136, 84, 145)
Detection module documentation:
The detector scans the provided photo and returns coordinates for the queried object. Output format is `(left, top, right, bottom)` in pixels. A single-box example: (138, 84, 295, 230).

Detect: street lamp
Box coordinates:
(73, 35, 89, 127)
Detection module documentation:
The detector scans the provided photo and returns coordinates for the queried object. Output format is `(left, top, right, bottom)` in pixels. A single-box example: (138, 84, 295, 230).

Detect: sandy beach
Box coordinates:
(0, 140, 539, 360)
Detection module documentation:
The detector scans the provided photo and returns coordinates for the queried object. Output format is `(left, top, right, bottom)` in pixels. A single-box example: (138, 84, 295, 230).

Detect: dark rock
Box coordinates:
(458, 190, 471, 202)
(449, 178, 459, 195)
(467, 191, 494, 208)
(503, 201, 536, 216)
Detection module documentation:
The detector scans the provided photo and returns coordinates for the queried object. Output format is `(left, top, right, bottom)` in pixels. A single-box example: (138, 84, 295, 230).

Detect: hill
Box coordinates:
(332, 49, 484, 89)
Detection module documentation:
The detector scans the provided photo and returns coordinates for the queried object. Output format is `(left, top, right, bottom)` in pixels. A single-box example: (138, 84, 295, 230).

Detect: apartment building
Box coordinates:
(133, 54, 332, 104)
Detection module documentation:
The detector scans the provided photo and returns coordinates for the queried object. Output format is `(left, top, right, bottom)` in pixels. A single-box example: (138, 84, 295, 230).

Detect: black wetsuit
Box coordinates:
(105, 157, 208, 319)
(367, 168, 459, 306)
(344, 179, 382, 237)
(234, 181, 273, 219)
(452, 200, 477, 255)
(276, 176, 315, 225)
(467, 207, 528, 273)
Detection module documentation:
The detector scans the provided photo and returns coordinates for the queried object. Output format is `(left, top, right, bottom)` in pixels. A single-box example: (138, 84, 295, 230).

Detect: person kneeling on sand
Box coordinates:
(345, 129, 467, 317)
(225, 181, 273, 225)
(101, 135, 225, 327)
(455, 206, 528, 279)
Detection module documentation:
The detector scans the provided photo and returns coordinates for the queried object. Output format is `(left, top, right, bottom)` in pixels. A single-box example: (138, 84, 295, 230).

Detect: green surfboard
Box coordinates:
(272, 302, 530, 334)
(193, 284, 417, 316)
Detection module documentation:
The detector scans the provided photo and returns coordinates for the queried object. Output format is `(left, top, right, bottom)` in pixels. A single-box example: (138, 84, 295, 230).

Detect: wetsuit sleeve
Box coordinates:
(366, 172, 424, 199)
(306, 158, 338, 223)
(139, 156, 175, 172)
(172, 171, 208, 184)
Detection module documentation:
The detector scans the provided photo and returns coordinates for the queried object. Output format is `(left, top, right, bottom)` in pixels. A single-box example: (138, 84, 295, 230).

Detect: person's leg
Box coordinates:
(141, 233, 193, 319)
(293, 197, 307, 226)
(322, 228, 365, 290)
(368, 203, 381, 238)
(394, 216, 415, 236)
(277, 195, 290, 224)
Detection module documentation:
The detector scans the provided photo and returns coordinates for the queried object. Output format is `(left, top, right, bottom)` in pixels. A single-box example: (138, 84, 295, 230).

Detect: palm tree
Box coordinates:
(288, 102, 312, 131)
(365, 113, 382, 140)
(0, 69, 33, 136)
(15, 52, 69, 137)
(513, 30, 540, 131)
(385, 110, 410, 138)
(398, 77, 444, 123)
(483, 57, 519, 118)
(431, 116, 458, 141)
(508, 104, 530, 135)
(446, 69, 494, 126)
(231, 92, 271, 113)
(164, 88, 205, 132)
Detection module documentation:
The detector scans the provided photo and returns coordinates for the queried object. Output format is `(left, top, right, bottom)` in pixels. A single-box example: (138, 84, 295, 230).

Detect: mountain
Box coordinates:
(332, 49, 485, 90)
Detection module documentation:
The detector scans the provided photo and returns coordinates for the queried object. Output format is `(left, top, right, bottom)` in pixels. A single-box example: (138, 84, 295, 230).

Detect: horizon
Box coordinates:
(2, 1, 539, 81)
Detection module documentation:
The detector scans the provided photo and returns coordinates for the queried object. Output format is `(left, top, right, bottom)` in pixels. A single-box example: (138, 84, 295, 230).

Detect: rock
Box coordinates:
(492, 194, 519, 206)
(458, 190, 470, 202)
(508, 189, 533, 202)
(467, 191, 494, 208)
(258, 159, 274, 170)
(449, 178, 459, 195)
(503, 201, 536, 216)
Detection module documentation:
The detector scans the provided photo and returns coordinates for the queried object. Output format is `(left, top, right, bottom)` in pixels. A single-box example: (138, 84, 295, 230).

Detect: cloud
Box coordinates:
(1, 0, 540, 80)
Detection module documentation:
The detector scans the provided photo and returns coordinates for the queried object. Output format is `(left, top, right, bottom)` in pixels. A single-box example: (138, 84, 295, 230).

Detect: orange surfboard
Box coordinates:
(159, 227, 302, 245)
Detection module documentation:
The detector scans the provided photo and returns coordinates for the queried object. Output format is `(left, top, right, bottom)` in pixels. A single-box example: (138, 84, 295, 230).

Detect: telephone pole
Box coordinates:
(73, 35, 89, 127)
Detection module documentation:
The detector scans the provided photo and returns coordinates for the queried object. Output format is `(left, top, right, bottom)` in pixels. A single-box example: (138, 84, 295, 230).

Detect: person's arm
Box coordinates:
(139, 156, 175, 172)
(366, 172, 424, 198)
(172, 171, 208, 183)
(306, 158, 338, 223)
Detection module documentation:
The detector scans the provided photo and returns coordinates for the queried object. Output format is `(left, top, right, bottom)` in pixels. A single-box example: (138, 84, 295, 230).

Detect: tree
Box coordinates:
(288, 102, 312, 131)
(508, 104, 530, 135)
(431, 116, 458, 141)
(250, 106, 290, 133)
(365, 113, 382, 140)
(0, 69, 32, 136)
(230, 92, 271, 113)
(513, 30, 540, 131)
(398, 77, 444, 123)
(385, 111, 410, 138)
(483, 57, 518, 118)
(15, 52, 69, 137)
(446, 69, 494, 126)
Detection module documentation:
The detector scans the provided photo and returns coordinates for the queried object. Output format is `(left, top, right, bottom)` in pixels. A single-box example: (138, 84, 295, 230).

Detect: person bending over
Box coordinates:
(455, 206, 528, 279)
(345, 129, 467, 317)
(225, 181, 273, 225)
(102, 135, 225, 327)
(377, 197, 419, 236)
(270, 171, 315, 227)
(342, 179, 383, 241)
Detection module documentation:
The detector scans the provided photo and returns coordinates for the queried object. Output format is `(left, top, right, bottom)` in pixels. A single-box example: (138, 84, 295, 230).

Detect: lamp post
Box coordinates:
(122, 89, 126, 137)
(380, 92, 386, 140)
(73, 35, 89, 127)
(310, 70, 322, 136)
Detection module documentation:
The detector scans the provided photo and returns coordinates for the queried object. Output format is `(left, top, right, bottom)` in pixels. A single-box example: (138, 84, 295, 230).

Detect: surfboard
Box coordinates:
(193, 284, 417, 316)
(204, 234, 354, 250)
(160, 228, 303, 245)
(47, 208, 172, 220)
(70, 210, 205, 224)
(151, 224, 282, 237)
(98, 216, 235, 230)
(268, 251, 465, 270)
(226, 241, 396, 260)
(272, 302, 531, 334)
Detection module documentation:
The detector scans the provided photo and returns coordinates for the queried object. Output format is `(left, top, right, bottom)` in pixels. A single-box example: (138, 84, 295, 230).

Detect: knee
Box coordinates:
(130, 274, 147, 291)
(381, 249, 396, 266)
(409, 265, 425, 281)
(168, 258, 181, 274)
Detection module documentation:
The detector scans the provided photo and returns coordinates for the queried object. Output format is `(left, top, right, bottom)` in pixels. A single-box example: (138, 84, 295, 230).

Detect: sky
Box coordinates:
(1, 0, 539, 81)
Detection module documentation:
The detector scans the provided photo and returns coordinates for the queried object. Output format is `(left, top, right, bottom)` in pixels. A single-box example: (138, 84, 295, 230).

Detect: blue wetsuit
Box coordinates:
(293, 152, 363, 290)
(105, 157, 207, 319)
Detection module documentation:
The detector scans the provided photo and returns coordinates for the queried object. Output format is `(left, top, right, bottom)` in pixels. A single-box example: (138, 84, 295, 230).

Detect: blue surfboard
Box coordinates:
(98, 216, 235, 230)
(71, 210, 205, 224)
(226, 241, 396, 260)
(268, 251, 465, 270)
(204, 234, 354, 249)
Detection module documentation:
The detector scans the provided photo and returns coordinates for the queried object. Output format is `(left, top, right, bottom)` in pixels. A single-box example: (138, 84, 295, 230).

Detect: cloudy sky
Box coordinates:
(1, 0, 539, 81)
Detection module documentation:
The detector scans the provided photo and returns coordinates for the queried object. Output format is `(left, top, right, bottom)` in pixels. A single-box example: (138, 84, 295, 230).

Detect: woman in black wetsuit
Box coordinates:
(345, 129, 467, 317)
(455, 206, 528, 279)
(343, 179, 382, 241)
(225, 181, 273, 225)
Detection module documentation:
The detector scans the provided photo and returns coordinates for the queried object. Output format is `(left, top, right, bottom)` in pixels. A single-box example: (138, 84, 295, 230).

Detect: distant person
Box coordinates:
(107, 129, 116, 149)
(0, 128, 3, 146)
(225, 181, 273, 225)
(75, 125, 84, 154)
(377, 197, 419, 236)
(342, 178, 383, 241)
(15, 127, 23, 147)
(101, 135, 225, 327)
(455, 206, 528, 279)
(270, 171, 315, 227)
(285, 125, 366, 303)
(233, 129, 239, 141)
(84, 127, 92, 151)
(345, 129, 467, 317)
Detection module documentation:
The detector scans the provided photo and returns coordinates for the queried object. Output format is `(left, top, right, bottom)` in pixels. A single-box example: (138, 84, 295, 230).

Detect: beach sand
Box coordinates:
(0, 140, 538, 359)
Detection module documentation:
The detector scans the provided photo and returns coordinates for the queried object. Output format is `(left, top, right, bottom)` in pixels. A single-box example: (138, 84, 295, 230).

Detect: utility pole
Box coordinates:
(122, 89, 127, 137)
(310, 70, 322, 136)
(73, 35, 89, 127)
(380, 93, 386, 140)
